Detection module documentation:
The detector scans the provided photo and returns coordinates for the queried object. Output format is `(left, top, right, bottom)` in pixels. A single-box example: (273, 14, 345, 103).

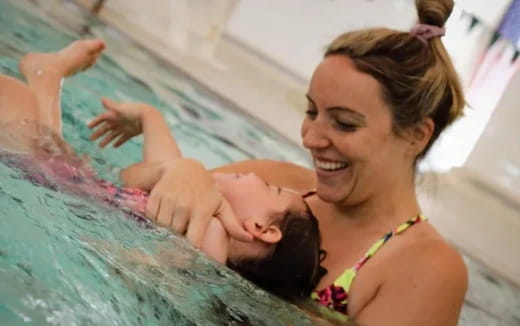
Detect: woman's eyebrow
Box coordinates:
(306, 94, 315, 106)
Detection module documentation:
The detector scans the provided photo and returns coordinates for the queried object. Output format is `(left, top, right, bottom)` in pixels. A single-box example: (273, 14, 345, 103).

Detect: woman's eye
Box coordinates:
(335, 120, 357, 131)
(305, 109, 317, 119)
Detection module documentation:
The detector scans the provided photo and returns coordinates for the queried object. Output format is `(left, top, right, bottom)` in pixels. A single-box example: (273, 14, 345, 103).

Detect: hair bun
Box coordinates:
(416, 0, 454, 27)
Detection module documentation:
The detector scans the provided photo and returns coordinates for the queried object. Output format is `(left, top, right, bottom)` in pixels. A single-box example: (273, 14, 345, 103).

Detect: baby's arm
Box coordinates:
(139, 104, 182, 162)
(88, 98, 182, 162)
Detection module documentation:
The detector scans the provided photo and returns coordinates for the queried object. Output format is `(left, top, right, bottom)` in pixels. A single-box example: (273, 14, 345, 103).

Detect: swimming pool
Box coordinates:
(0, 0, 327, 325)
(1, 1, 520, 325)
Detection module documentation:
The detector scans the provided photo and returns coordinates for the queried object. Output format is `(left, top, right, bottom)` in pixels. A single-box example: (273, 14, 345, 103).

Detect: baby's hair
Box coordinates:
(228, 203, 326, 300)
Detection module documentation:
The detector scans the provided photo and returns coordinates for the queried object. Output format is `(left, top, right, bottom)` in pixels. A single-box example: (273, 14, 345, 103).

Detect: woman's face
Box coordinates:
(301, 55, 412, 205)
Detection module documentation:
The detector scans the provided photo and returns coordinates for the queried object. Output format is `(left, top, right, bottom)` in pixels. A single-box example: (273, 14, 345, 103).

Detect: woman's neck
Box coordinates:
(330, 179, 421, 232)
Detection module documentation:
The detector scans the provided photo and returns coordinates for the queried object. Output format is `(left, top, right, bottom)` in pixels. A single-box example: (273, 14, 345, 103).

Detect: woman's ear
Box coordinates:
(409, 118, 434, 155)
(243, 219, 282, 244)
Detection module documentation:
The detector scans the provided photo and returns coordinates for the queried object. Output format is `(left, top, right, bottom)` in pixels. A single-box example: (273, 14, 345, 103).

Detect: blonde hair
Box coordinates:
(325, 0, 464, 158)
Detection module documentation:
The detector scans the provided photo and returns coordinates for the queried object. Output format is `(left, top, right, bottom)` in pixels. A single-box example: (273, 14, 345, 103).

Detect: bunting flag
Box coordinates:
(454, 2, 520, 169)
(461, 1, 520, 60)
(513, 49, 520, 62)
(467, 0, 520, 105)
(498, 0, 520, 47)
(469, 15, 480, 32)
(489, 31, 502, 50)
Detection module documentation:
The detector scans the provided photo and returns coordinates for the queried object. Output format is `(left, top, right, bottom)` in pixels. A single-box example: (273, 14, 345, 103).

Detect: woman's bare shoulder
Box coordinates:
(408, 235, 467, 282)
(386, 227, 467, 288)
(211, 159, 316, 192)
(355, 235, 468, 325)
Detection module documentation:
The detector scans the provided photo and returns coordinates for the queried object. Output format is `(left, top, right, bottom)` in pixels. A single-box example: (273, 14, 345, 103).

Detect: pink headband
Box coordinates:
(410, 24, 446, 45)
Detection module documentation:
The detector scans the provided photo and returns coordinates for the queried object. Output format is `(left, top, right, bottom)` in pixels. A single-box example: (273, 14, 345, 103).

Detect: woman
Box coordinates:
(115, 0, 468, 324)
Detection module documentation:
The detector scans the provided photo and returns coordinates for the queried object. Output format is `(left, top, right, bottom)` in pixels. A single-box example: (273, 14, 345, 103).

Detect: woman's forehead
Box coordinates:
(310, 56, 383, 103)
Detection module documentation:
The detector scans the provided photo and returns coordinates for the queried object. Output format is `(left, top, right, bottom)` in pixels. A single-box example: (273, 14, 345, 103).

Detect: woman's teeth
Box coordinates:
(315, 159, 348, 171)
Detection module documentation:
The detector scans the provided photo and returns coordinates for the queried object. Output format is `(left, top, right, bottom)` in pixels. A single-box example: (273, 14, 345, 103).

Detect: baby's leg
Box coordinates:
(0, 75, 40, 152)
(18, 39, 105, 135)
(0, 75, 39, 124)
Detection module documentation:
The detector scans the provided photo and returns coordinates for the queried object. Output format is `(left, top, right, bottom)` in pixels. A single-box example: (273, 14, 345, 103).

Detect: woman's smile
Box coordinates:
(313, 157, 349, 173)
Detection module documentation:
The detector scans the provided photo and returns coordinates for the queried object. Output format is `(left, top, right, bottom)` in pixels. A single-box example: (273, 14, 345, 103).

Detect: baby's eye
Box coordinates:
(265, 181, 282, 194)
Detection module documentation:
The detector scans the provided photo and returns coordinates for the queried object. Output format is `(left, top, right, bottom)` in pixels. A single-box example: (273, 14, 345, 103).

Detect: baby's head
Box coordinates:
(227, 205, 325, 300)
(213, 172, 326, 299)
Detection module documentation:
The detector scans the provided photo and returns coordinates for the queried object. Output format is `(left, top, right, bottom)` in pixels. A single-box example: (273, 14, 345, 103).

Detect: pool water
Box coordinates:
(0, 0, 327, 325)
(1, 1, 520, 326)
(0, 0, 311, 181)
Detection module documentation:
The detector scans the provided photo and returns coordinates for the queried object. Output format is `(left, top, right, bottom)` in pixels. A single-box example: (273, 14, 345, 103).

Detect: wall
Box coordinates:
(226, 0, 518, 172)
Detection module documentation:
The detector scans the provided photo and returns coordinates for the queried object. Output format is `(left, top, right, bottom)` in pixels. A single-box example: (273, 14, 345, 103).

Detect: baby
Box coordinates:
(0, 39, 325, 300)
(88, 98, 325, 300)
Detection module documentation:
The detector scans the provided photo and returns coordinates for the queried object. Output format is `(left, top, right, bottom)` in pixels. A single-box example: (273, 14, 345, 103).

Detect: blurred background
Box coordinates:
(31, 0, 520, 324)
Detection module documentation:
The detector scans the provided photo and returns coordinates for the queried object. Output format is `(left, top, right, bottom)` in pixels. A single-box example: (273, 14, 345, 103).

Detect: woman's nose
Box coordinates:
(302, 122, 330, 149)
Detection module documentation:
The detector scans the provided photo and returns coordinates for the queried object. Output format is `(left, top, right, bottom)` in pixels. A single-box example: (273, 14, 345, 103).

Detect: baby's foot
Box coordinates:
(19, 39, 105, 79)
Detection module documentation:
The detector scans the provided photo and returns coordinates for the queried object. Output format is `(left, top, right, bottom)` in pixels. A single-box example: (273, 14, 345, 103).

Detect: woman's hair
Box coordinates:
(227, 204, 326, 301)
(325, 0, 464, 159)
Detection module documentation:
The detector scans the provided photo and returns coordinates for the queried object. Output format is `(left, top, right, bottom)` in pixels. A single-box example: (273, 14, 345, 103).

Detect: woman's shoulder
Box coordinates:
(379, 228, 468, 307)
(410, 235, 466, 279)
(352, 228, 468, 324)
(389, 225, 467, 283)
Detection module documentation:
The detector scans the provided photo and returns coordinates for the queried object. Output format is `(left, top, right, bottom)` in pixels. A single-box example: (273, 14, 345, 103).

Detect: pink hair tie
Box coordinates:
(410, 23, 446, 45)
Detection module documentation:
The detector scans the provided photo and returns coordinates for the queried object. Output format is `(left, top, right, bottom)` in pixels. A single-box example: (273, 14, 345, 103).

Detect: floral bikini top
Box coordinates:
(304, 191, 427, 317)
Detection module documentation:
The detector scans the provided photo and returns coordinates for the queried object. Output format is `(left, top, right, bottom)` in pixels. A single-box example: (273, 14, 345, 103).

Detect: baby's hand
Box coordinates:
(88, 98, 154, 148)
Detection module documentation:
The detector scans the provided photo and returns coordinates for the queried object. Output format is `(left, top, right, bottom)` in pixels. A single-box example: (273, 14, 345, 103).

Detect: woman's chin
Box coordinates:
(316, 186, 344, 203)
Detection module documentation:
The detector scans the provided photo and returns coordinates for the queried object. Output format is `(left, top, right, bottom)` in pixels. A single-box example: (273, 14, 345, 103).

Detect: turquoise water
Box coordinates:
(0, 0, 326, 325)
(0, 160, 317, 325)
(1, 1, 520, 326)
(0, 0, 311, 182)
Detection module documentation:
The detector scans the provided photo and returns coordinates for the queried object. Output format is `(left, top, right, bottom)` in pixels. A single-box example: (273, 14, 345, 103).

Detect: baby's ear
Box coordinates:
(243, 219, 282, 244)
(258, 224, 282, 244)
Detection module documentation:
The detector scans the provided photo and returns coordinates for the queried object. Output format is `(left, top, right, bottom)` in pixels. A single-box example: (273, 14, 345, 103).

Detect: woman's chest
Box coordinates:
(315, 238, 390, 316)
(316, 229, 379, 288)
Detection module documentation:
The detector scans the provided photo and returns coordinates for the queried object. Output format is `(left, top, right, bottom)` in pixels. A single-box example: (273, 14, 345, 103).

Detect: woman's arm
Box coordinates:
(120, 159, 314, 247)
(120, 159, 253, 246)
(120, 161, 167, 191)
(211, 159, 317, 193)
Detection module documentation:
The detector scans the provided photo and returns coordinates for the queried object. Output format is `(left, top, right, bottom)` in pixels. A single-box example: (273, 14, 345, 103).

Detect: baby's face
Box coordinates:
(212, 172, 308, 260)
(212, 172, 306, 225)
